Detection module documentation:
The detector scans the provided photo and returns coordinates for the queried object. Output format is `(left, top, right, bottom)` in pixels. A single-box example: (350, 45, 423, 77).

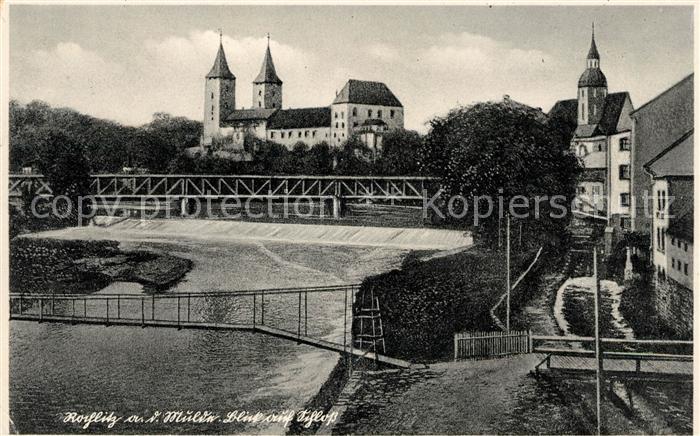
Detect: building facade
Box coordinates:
(198, 36, 404, 159)
(549, 27, 634, 227)
(630, 74, 694, 234)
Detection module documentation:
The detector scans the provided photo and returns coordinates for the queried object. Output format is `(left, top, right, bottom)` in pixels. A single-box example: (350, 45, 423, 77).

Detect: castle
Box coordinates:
(199, 34, 404, 160)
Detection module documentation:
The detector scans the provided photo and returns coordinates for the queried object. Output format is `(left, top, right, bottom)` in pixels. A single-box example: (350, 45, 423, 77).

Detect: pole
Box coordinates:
(506, 214, 511, 332)
(498, 215, 502, 248)
(593, 248, 603, 435)
(253, 293, 256, 328)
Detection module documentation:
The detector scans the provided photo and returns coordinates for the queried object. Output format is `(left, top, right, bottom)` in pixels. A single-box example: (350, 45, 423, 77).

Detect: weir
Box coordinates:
(8, 285, 413, 369)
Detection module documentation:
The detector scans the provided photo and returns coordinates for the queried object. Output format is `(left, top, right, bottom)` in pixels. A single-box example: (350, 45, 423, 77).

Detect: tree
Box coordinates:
(333, 136, 373, 175)
(304, 141, 335, 175)
(35, 128, 92, 223)
(422, 101, 581, 247)
(375, 129, 423, 175)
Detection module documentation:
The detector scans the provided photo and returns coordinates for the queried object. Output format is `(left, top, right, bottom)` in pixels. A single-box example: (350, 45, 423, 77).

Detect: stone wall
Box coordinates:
(653, 277, 693, 338)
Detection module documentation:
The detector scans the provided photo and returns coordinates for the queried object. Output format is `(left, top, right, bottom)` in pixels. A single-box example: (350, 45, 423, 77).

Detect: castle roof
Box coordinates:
(550, 92, 631, 138)
(268, 107, 331, 129)
(578, 68, 607, 88)
(332, 80, 403, 107)
(224, 108, 277, 125)
(253, 45, 283, 85)
(206, 43, 236, 80)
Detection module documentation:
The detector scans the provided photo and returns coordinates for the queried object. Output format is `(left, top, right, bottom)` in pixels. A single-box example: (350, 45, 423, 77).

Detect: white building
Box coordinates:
(549, 26, 634, 228)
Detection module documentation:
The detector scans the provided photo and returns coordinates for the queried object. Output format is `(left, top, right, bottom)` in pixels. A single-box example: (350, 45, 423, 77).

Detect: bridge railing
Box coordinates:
(9, 284, 360, 346)
(10, 174, 438, 200)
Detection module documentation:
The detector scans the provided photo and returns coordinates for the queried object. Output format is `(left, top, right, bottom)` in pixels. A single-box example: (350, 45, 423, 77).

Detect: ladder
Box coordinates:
(354, 286, 386, 356)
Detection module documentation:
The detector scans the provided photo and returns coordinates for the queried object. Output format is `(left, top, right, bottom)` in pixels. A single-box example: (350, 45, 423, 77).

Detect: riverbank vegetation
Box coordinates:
(356, 246, 542, 362)
(10, 237, 192, 294)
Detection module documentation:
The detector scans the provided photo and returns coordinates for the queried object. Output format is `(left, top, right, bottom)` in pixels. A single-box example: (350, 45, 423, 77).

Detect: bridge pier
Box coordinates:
(332, 196, 345, 219)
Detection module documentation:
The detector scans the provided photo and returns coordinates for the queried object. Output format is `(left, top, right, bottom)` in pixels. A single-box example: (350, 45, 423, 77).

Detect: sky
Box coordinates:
(9, 4, 694, 132)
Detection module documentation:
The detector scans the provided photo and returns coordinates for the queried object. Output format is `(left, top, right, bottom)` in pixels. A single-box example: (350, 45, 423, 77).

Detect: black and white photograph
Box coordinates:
(1, 2, 695, 434)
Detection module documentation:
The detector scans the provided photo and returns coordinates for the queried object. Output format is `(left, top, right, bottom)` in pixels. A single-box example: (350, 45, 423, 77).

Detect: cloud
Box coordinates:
(366, 43, 401, 62)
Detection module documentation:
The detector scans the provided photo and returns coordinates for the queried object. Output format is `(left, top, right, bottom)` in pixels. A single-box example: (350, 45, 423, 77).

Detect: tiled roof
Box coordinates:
(206, 43, 236, 80)
(253, 46, 283, 85)
(667, 208, 693, 242)
(548, 98, 578, 126)
(566, 92, 630, 138)
(332, 80, 403, 107)
(267, 107, 331, 129)
(224, 108, 277, 124)
(644, 129, 694, 178)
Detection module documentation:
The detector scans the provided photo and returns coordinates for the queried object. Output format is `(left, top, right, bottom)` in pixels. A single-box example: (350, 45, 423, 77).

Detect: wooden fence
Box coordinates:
(454, 330, 532, 360)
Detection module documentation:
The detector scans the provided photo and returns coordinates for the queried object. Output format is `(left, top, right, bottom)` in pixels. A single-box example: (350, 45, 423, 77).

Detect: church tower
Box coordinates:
(577, 24, 608, 126)
(204, 32, 236, 139)
(252, 35, 283, 109)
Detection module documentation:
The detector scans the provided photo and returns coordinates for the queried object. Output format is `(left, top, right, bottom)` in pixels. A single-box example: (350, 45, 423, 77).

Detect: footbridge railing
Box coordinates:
(8, 285, 412, 368)
(9, 174, 437, 201)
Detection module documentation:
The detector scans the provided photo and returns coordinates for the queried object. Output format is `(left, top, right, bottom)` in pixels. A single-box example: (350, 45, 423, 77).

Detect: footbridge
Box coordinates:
(9, 284, 413, 368)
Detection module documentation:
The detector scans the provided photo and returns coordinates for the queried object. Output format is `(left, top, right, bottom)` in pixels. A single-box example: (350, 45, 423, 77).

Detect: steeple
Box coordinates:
(587, 22, 600, 60)
(206, 31, 235, 80)
(253, 35, 283, 85)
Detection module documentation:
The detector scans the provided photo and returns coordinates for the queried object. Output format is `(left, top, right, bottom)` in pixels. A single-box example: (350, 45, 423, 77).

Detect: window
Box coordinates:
(390, 110, 395, 118)
(619, 165, 630, 180)
(305, 131, 309, 137)
(298, 131, 302, 138)
(333, 133, 336, 138)
(378, 110, 382, 118)
(684, 243, 688, 252)
(271, 132, 276, 139)
(619, 137, 631, 151)
(592, 185, 601, 196)
(621, 217, 630, 229)
(672, 237, 676, 246)
(596, 143, 603, 152)
(368, 109, 373, 117)
(258, 102, 262, 108)
(352, 108, 357, 117)
(281, 132, 285, 138)
(259, 90, 262, 96)
(341, 122, 345, 128)
(620, 193, 630, 207)
(672, 258, 676, 269)
(578, 145, 588, 157)
(577, 186, 586, 194)
(335, 112, 338, 119)
(684, 263, 689, 275)
(353, 121, 358, 127)
(312, 131, 316, 138)
(341, 111, 344, 118)
(211, 92, 214, 99)
(335, 122, 339, 128)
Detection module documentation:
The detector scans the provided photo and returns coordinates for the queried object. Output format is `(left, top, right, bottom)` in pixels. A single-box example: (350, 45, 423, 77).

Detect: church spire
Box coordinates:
(253, 35, 283, 85)
(587, 22, 600, 60)
(206, 31, 235, 80)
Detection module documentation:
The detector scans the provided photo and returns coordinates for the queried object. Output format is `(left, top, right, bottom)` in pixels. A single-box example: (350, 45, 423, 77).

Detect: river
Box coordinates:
(9, 235, 412, 434)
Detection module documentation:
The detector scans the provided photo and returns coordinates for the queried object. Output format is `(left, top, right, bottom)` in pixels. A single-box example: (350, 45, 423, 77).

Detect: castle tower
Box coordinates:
(204, 31, 236, 139)
(577, 24, 608, 126)
(252, 34, 283, 109)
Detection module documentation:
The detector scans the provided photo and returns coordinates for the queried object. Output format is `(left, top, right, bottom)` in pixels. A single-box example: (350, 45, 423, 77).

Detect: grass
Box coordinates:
(356, 245, 540, 362)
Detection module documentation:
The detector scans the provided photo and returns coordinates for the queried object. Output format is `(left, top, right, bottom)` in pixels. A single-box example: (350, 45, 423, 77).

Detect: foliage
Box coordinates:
(374, 129, 423, 175)
(421, 101, 582, 248)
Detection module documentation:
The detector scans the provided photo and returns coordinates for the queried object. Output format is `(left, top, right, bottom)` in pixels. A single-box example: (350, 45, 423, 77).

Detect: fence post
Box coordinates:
(177, 296, 181, 330)
(261, 290, 265, 325)
(39, 298, 43, 323)
(141, 297, 145, 327)
(72, 299, 76, 324)
(117, 295, 121, 319)
(106, 298, 110, 325)
(187, 295, 191, 323)
(19, 294, 23, 315)
(528, 329, 533, 353)
(297, 292, 302, 340)
(304, 292, 308, 336)
(51, 293, 55, 316)
(152, 294, 155, 321)
(253, 293, 256, 328)
(84, 298, 87, 318)
(454, 334, 458, 361)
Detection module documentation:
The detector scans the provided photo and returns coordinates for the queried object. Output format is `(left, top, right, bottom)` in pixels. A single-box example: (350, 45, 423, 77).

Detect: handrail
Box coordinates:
(8, 284, 361, 300)
(10, 173, 438, 181)
(531, 335, 693, 346)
